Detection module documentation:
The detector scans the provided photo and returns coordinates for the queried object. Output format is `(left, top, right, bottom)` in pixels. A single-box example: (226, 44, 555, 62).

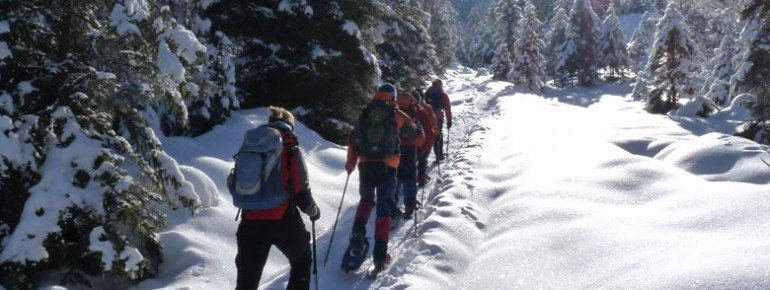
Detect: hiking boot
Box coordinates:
(403, 207, 414, 220)
(341, 232, 369, 272)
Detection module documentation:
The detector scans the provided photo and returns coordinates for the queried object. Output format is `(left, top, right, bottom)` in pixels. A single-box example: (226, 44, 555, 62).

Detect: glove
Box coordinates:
(447, 119, 452, 129)
(345, 161, 356, 174)
(305, 204, 320, 222)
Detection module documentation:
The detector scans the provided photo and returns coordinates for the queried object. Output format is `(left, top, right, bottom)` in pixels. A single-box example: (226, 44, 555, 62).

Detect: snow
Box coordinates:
(341, 20, 361, 38)
(0, 20, 9, 34)
(122, 65, 770, 290)
(163, 26, 207, 63)
(158, 41, 186, 82)
(0, 42, 10, 60)
(16, 81, 37, 97)
(89, 227, 118, 271)
(1, 107, 108, 263)
(110, 4, 142, 36)
(95, 71, 116, 80)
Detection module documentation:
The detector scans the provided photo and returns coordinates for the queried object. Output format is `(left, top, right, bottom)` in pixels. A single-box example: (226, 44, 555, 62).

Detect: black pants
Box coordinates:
(235, 212, 311, 290)
(434, 118, 445, 160)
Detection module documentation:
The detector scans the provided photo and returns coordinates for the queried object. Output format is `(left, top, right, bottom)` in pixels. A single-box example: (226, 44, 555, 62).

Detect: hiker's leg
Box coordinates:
(373, 168, 397, 262)
(235, 221, 271, 290)
(275, 213, 312, 290)
(353, 169, 376, 235)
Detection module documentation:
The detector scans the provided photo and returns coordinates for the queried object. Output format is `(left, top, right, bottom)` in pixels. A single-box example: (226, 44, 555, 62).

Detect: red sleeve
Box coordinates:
(442, 93, 452, 122)
(346, 138, 359, 169)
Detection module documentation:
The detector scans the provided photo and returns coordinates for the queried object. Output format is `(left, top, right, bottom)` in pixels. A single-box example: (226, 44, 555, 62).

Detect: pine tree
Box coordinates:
(463, 7, 492, 67)
(732, 0, 770, 144)
(702, 35, 736, 106)
(424, 0, 460, 74)
(490, 0, 521, 80)
(509, 1, 547, 92)
(0, 1, 206, 287)
(627, 11, 659, 71)
(206, 0, 379, 143)
(645, 4, 701, 114)
(565, 0, 602, 86)
(376, 0, 438, 90)
(598, 3, 629, 80)
(548, 7, 573, 87)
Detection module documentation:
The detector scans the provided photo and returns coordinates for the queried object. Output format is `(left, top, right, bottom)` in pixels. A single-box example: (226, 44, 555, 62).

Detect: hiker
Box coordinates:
(230, 107, 321, 290)
(394, 91, 436, 220)
(424, 79, 453, 162)
(342, 84, 425, 275)
(413, 90, 439, 188)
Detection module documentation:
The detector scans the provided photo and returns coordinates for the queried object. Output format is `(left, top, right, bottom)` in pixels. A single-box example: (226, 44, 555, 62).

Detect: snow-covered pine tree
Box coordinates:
(376, 0, 438, 90)
(205, 0, 379, 143)
(548, 7, 572, 88)
(424, 0, 460, 74)
(0, 1, 206, 288)
(702, 35, 736, 106)
(509, 1, 546, 92)
(565, 0, 602, 86)
(598, 3, 629, 80)
(464, 7, 493, 68)
(490, 0, 521, 80)
(732, 0, 770, 144)
(627, 11, 659, 71)
(645, 4, 701, 114)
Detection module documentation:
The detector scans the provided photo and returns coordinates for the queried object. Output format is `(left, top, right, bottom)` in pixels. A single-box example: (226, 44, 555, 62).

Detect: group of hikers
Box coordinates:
(227, 80, 453, 290)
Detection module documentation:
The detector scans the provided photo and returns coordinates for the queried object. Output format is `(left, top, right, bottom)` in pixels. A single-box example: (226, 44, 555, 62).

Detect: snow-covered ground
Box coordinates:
(122, 65, 770, 290)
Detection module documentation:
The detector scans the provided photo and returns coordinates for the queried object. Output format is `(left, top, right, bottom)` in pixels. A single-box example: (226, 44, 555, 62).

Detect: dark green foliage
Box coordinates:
(206, 0, 378, 144)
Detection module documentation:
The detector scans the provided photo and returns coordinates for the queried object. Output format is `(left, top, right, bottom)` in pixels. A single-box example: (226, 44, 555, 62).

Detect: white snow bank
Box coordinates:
(655, 133, 770, 184)
(0, 20, 9, 34)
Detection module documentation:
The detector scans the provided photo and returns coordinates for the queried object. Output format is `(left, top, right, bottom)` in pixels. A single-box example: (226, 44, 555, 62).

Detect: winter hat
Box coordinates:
(268, 106, 296, 129)
(396, 92, 414, 109)
(378, 83, 397, 100)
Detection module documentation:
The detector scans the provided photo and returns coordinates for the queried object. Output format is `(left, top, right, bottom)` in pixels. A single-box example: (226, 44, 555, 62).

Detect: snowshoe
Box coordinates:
(341, 233, 369, 272)
(365, 254, 391, 279)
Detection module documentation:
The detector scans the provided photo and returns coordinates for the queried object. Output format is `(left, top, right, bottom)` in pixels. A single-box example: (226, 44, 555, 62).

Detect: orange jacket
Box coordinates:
(346, 92, 425, 170)
(417, 102, 439, 152)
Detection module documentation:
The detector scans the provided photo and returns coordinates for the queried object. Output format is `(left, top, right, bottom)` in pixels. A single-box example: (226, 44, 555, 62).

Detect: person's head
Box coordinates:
(378, 83, 397, 101)
(432, 79, 443, 88)
(396, 92, 415, 109)
(268, 106, 295, 129)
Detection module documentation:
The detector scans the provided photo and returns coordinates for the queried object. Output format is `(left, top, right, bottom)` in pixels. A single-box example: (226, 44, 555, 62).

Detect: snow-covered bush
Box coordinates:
(0, 0, 233, 288)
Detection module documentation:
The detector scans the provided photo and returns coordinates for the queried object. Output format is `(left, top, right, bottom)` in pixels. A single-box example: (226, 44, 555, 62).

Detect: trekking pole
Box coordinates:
(312, 221, 319, 290)
(323, 173, 351, 266)
(446, 126, 450, 159)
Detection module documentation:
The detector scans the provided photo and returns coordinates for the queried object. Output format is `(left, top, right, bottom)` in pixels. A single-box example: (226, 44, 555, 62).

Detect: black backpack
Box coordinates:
(358, 101, 399, 159)
(425, 86, 443, 111)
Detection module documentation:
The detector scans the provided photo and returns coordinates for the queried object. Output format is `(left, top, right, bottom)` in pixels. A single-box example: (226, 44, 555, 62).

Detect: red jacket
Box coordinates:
(243, 128, 316, 220)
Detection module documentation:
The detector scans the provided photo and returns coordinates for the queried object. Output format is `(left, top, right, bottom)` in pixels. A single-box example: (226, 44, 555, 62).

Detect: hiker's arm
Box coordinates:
(443, 93, 452, 124)
(292, 148, 318, 216)
(345, 128, 360, 173)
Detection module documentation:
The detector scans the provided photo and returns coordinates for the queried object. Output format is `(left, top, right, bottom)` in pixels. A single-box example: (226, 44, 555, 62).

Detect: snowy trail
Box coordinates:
(135, 67, 770, 289)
